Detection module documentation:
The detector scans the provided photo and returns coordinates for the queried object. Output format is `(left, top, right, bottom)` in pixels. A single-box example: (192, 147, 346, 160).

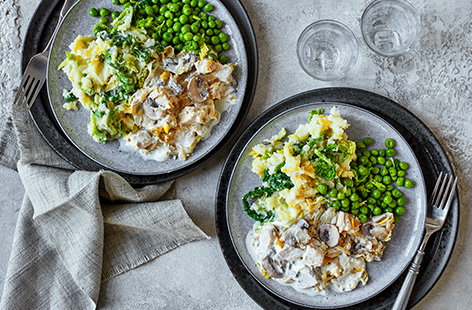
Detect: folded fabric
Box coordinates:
(0, 101, 208, 309)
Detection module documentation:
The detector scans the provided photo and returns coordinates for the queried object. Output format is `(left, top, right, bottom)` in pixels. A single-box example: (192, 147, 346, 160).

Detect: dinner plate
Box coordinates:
(223, 102, 426, 308)
(46, 0, 248, 175)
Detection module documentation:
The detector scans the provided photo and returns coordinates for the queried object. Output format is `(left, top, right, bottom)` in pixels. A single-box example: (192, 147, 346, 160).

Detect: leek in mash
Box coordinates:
(245, 107, 395, 294)
(59, 7, 237, 161)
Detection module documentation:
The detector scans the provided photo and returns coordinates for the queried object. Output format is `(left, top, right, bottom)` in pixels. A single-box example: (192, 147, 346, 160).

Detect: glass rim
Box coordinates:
(360, 0, 421, 57)
(297, 19, 359, 81)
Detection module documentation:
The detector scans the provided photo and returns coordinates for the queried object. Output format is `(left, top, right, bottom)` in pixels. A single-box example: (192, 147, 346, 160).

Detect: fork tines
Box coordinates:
(430, 172, 458, 209)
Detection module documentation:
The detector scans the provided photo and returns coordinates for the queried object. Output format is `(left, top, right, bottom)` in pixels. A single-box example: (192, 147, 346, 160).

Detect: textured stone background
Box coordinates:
(1, 0, 471, 309)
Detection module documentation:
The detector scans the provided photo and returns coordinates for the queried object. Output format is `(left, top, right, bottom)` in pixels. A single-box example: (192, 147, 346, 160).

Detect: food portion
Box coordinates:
(243, 107, 415, 295)
(59, 0, 237, 161)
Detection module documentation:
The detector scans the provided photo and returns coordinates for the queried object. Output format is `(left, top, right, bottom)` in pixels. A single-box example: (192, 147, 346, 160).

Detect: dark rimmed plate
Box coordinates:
(22, 0, 258, 184)
(226, 103, 426, 308)
(216, 88, 459, 309)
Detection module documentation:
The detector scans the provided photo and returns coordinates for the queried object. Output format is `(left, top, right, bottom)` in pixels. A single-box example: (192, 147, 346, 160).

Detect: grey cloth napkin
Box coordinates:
(0, 103, 209, 309)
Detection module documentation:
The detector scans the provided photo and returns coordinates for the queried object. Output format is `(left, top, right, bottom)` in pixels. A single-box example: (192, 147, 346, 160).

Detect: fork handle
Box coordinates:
(42, 0, 77, 53)
(392, 233, 431, 310)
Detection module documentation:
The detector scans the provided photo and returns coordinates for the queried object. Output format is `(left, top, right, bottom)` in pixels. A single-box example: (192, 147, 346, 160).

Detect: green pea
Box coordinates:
(359, 156, 369, 165)
(190, 0, 198, 7)
(99, 16, 108, 24)
(385, 207, 393, 213)
(383, 175, 392, 185)
(166, 19, 174, 27)
(397, 170, 406, 177)
(371, 149, 379, 156)
(372, 190, 381, 199)
(201, 20, 208, 29)
(181, 24, 191, 33)
(397, 196, 407, 206)
(175, 43, 184, 51)
(317, 183, 328, 195)
(191, 23, 200, 33)
(341, 178, 353, 187)
(395, 207, 406, 216)
(386, 148, 396, 157)
(396, 177, 405, 186)
(111, 11, 120, 19)
(358, 214, 368, 223)
(385, 160, 393, 168)
(371, 167, 380, 175)
(367, 197, 377, 204)
(328, 188, 338, 198)
(222, 42, 230, 51)
(373, 207, 382, 216)
(143, 6, 153, 15)
(161, 0, 170, 3)
(392, 189, 402, 198)
(215, 44, 223, 53)
(208, 20, 216, 28)
(99, 8, 110, 17)
(385, 138, 396, 148)
(215, 19, 224, 28)
(374, 175, 383, 183)
(172, 36, 181, 45)
(173, 22, 182, 32)
(356, 141, 366, 149)
(198, 0, 206, 8)
(203, 3, 214, 11)
(359, 206, 369, 214)
(389, 167, 397, 176)
(365, 182, 374, 190)
(383, 195, 393, 204)
(112, 0, 121, 5)
(341, 206, 350, 213)
(332, 201, 341, 209)
(389, 200, 397, 208)
(351, 209, 359, 215)
(89, 8, 100, 17)
(399, 162, 409, 170)
(351, 201, 360, 209)
(404, 179, 415, 188)
(119, 0, 128, 4)
(337, 192, 345, 200)
(370, 156, 378, 165)
(211, 36, 220, 45)
(163, 32, 173, 42)
(183, 32, 193, 41)
(341, 199, 350, 208)
(362, 150, 370, 157)
(193, 34, 201, 42)
(380, 167, 388, 176)
(350, 193, 360, 202)
(363, 137, 373, 146)
(219, 32, 228, 42)
(358, 165, 369, 176)
(179, 15, 189, 24)
(379, 149, 386, 157)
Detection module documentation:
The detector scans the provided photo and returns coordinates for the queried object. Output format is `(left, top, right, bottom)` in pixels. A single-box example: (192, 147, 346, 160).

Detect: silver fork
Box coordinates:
(13, 0, 77, 109)
(392, 172, 458, 310)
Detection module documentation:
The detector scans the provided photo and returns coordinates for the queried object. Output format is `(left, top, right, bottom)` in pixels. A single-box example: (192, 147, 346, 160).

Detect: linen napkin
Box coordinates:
(0, 101, 209, 309)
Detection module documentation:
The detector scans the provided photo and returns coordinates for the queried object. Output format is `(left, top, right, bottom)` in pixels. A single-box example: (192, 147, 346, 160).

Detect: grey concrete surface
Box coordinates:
(1, 0, 471, 309)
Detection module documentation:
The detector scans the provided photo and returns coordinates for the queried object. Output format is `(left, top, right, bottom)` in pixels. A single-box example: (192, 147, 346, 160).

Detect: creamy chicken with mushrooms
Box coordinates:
(60, 23, 237, 161)
(248, 209, 395, 294)
(244, 108, 396, 295)
(124, 48, 236, 160)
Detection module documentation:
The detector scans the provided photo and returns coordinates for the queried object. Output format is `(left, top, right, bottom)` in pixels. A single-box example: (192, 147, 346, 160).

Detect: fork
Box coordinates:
(13, 0, 77, 109)
(392, 172, 458, 310)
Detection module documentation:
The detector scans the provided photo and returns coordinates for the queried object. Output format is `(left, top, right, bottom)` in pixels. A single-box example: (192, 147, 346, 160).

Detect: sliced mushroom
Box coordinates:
(261, 256, 284, 278)
(317, 224, 340, 247)
(187, 75, 209, 103)
(143, 97, 165, 120)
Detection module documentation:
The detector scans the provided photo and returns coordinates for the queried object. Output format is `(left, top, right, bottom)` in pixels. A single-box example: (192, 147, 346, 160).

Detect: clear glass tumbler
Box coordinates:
(297, 20, 359, 81)
(361, 0, 421, 56)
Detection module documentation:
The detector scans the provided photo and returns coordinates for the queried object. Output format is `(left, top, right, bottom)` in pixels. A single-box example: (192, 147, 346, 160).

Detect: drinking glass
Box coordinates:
(361, 0, 421, 56)
(297, 20, 359, 81)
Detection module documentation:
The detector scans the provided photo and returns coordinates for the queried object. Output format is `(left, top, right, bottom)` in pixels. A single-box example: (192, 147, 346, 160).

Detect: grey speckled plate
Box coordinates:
(226, 103, 426, 308)
(47, 0, 247, 175)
